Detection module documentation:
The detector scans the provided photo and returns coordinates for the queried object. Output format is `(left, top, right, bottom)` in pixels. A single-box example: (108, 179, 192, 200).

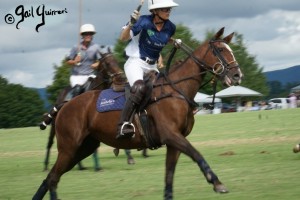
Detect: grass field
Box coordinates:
(0, 108, 300, 200)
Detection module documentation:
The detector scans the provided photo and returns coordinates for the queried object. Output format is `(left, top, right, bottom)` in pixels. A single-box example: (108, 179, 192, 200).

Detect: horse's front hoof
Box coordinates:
(214, 184, 229, 193)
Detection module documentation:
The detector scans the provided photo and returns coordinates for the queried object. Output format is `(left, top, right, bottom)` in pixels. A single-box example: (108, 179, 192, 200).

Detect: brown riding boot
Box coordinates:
(116, 98, 137, 139)
(116, 80, 146, 139)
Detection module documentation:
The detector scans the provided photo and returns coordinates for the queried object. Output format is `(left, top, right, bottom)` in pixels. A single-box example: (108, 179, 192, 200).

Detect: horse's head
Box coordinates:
(98, 48, 127, 89)
(98, 47, 123, 77)
(202, 27, 243, 86)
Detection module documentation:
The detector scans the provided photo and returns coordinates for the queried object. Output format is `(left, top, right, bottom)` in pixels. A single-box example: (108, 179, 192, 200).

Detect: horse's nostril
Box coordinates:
(233, 74, 240, 80)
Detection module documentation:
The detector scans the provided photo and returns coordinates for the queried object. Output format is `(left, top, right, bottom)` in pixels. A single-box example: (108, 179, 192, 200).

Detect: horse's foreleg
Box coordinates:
(164, 146, 181, 200)
(40, 103, 65, 130)
(164, 135, 228, 193)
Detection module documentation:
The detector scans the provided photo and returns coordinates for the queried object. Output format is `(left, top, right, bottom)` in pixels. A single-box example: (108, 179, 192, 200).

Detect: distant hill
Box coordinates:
(264, 65, 300, 85)
(34, 88, 51, 110)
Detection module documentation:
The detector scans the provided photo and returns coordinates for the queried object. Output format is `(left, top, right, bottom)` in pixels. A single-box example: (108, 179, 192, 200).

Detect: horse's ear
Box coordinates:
(223, 32, 234, 44)
(214, 27, 225, 40)
(99, 51, 104, 57)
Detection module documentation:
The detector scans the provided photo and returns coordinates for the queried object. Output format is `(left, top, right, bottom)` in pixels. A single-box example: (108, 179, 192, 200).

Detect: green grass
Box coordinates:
(0, 109, 300, 200)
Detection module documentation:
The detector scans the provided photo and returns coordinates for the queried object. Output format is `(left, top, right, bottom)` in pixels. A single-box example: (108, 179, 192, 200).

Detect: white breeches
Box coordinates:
(124, 57, 159, 86)
(70, 74, 96, 87)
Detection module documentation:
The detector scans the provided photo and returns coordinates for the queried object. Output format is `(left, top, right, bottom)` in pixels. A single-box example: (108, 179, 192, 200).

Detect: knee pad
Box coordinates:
(129, 80, 146, 104)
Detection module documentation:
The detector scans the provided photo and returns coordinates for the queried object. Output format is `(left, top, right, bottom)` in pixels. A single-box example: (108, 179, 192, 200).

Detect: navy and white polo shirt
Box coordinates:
(125, 15, 176, 61)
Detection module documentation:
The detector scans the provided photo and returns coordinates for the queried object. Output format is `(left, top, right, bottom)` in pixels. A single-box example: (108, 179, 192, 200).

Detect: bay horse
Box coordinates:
(40, 50, 135, 171)
(32, 27, 243, 200)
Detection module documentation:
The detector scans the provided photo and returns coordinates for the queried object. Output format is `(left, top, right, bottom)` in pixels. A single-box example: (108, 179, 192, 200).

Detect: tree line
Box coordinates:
(0, 76, 45, 128)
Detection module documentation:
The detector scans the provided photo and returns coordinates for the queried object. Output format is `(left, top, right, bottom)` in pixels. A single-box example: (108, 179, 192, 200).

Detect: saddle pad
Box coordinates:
(96, 89, 125, 112)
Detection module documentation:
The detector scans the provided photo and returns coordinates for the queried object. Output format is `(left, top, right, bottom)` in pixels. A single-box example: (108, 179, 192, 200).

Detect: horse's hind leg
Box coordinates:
(34, 137, 94, 199)
(32, 179, 48, 200)
(45, 137, 99, 199)
(47, 153, 79, 200)
(33, 152, 77, 200)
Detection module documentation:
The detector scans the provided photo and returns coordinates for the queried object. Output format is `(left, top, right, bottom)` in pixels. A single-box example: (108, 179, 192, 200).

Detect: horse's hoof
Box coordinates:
(127, 158, 135, 165)
(142, 152, 149, 158)
(113, 148, 119, 157)
(214, 184, 229, 193)
(293, 144, 300, 153)
(95, 167, 103, 172)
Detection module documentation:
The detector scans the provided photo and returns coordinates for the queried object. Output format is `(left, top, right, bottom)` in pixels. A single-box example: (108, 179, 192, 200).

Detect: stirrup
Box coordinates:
(117, 122, 135, 139)
(121, 122, 135, 132)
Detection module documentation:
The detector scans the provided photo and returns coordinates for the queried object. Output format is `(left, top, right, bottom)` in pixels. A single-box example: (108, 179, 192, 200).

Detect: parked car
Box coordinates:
(221, 103, 237, 113)
(268, 98, 290, 109)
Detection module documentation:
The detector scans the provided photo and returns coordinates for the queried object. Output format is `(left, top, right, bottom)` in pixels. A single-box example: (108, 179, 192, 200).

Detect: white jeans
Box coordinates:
(124, 57, 159, 86)
(69, 74, 96, 87)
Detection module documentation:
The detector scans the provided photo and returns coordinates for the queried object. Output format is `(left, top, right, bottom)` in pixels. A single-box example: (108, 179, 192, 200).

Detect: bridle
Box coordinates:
(208, 40, 240, 77)
(98, 53, 124, 77)
(158, 39, 240, 109)
(175, 39, 240, 78)
(89, 53, 123, 90)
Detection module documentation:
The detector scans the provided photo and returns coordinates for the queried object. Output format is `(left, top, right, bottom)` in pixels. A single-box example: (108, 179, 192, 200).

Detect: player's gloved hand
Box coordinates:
(129, 10, 140, 26)
(174, 38, 182, 48)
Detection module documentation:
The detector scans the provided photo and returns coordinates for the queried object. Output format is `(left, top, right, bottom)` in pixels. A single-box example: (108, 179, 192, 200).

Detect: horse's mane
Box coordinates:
(167, 55, 190, 74)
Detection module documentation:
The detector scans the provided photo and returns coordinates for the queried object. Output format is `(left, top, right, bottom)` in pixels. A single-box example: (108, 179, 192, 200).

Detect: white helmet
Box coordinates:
(80, 24, 96, 35)
(148, 0, 179, 11)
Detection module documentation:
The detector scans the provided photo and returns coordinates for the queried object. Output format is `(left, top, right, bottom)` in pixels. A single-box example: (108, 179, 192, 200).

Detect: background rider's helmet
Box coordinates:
(148, 0, 179, 11)
(80, 24, 96, 35)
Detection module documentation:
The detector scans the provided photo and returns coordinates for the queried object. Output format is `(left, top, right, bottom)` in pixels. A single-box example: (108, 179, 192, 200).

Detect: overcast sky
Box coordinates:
(1, 0, 300, 88)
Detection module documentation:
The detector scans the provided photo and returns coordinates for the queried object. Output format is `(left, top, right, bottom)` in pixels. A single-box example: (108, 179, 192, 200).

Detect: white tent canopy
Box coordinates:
(194, 92, 221, 103)
(291, 85, 300, 93)
(213, 86, 263, 98)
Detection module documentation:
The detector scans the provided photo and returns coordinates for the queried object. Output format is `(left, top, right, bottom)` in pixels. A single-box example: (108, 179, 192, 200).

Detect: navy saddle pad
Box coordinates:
(96, 89, 125, 112)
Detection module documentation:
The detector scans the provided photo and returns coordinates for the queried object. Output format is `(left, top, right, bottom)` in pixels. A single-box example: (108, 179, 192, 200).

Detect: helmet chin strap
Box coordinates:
(154, 12, 166, 24)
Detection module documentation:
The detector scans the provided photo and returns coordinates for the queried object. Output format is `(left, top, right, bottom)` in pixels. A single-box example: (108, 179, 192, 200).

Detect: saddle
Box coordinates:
(96, 71, 161, 149)
(64, 77, 96, 101)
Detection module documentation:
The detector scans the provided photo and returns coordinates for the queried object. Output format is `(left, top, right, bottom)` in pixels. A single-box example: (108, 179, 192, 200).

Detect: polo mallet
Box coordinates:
(77, 0, 83, 66)
(130, 0, 144, 24)
(136, 0, 144, 12)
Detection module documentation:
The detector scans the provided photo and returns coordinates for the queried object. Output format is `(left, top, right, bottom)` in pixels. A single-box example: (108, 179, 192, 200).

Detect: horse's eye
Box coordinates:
(218, 48, 223, 52)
